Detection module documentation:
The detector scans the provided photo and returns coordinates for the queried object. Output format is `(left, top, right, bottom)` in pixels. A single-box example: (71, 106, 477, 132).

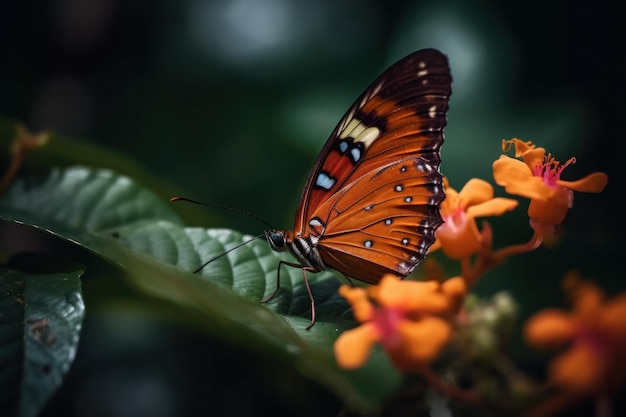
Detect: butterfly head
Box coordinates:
(266, 230, 289, 253)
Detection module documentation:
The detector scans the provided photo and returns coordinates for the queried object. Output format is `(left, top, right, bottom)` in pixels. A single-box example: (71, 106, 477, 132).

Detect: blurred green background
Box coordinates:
(1, 0, 624, 416)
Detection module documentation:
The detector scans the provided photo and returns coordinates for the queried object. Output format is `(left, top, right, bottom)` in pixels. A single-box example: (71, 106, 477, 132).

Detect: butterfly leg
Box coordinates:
(301, 267, 316, 330)
(261, 259, 318, 330)
(261, 259, 305, 303)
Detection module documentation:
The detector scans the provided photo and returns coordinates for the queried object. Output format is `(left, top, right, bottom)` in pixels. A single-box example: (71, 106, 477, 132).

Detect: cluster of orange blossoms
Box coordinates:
(334, 138, 616, 409)
(334, 275, 466, 371)
(525, 272, 626, 396)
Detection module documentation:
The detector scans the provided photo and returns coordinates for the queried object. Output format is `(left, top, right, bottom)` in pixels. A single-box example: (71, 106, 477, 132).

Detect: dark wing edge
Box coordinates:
(293, 49, 452, 231)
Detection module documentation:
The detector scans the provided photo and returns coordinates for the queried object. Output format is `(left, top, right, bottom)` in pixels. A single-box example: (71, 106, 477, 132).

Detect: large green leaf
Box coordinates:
(0, 268, 84, 417)
(0, 166, 401, 412)
(0, 116, 212, 227)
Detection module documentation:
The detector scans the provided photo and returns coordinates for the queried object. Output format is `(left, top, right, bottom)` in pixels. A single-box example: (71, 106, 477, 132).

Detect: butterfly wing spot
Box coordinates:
(401, 238, 410, 246)
(428, 105, 437, 118)
(404, 196, 413, 203)
(417, 216, 442, 230)
(414, 159, 433, 173)
(417, 69, 428, 77)
(394, 184, 404, 192)
(424, 184, 445, 205)
(418, 61, 426, 69)
(315, 171, 336, 190)
(309, 217, 325, 228)
(339, 118, 381, 149)
(308, 216, 326, 236)
(350, 145, 362, 163)
(385, 218, 392, 225)
(364, 240, 373, 248)
(364, 204, 375, 211)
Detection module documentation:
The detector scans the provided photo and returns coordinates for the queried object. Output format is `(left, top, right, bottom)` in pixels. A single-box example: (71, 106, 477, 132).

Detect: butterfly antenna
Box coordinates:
(193, 233, 265, 273)
(170, 196, 276, 230)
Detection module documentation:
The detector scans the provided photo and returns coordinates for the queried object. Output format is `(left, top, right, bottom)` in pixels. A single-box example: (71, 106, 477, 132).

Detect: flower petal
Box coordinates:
(339, 285, 373, 322)
(334, 323, 379, 369)
(493, 156, 553, 200)
(466, 197, 519, 219)
(502, 138, 537, 157)
(549, 344, 604, 394)
(570, 280, 604, 319)
(521, 147, 547, 169)
(385, 317, 452, 370)
(597, 294, 626, 338)
(458, 178, 494, 207)
(441, 276, 467, 313)
(557, 172, 608, 193)
(437, 216, 482, 259)
(526, 188, 572, 225)
(524, 309, 576, 349)
(373, 276, 450, 314)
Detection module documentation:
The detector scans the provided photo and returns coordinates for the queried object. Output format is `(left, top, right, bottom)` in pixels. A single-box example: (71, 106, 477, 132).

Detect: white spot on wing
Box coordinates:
(315, 172, 335, 190)
(429, 105, 437, 118)
(309, 218, 323, 228)
(359, 126, 380, 147)
(350, 146, 361, 162)
(417, 69, 428, 77)
(339, 118, 360, 139)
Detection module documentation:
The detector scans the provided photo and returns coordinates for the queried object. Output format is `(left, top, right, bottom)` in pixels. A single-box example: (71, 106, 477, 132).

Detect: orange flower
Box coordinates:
(334, 275, 466, 371)
(0, 125, 49, 192)
(524, 273, 626, 395)
(432, 178, 518, 259)
(493, 138, 608, 226)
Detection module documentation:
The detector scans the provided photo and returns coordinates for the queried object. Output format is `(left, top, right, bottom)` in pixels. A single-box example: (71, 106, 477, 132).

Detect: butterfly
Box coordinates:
(265, 48, 452, 328)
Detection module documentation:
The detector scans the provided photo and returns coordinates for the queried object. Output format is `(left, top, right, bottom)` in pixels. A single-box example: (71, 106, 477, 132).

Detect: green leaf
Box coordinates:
(0, 267, 84, 417)
(0, 115, 212, 227)
(0, 166, 401, 412)
(0, 166, 351, 328)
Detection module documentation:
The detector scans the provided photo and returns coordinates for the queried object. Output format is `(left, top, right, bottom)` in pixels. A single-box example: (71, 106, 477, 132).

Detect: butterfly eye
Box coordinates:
(266, 231, 287, 252)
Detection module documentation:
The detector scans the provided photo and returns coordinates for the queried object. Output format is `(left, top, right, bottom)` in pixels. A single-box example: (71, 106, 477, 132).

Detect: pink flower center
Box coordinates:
(372, 306, 405, 347)
(441, 204, 466, 233)
(577, 325, 609, 348)
(532, 155, 576, 188)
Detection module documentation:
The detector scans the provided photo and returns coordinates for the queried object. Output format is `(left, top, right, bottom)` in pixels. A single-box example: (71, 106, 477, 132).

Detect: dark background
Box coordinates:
(1, 1, 624, 416)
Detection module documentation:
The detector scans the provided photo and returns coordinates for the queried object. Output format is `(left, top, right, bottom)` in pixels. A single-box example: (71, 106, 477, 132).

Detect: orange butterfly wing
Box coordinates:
(293, 49, 451, 283)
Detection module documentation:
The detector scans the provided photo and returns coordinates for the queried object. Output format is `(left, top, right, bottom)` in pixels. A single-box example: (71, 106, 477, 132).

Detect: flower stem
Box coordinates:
(419, 367, 481, 405)
(462, 223, 544, 287)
